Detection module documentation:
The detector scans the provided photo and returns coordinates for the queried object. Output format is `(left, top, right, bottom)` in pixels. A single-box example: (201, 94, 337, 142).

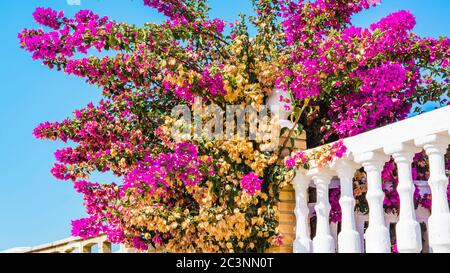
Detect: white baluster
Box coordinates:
(292, 172, 312, 253)
(354, 151, 391, 253)
(331, 158, 362, 253)
(415, 134, 450, 253)
(308, 168, 335, 253)
(384, 142, 422, 253)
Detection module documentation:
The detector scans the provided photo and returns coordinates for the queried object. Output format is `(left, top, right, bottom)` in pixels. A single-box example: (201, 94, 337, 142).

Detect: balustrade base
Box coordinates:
(365, 226, 391, 253)
(293, 238, 312, 253)
(428, 213, 450, 253)
(312, 235, 335, 253)
(396, 221, 422, 253)
(338, 231, 362, 253)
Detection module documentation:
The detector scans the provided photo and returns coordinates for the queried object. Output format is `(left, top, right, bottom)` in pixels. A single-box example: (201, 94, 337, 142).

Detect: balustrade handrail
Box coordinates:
(24, 236, 90, 253)
(302, 105, 450, 155)
(343, 105, 450, 156)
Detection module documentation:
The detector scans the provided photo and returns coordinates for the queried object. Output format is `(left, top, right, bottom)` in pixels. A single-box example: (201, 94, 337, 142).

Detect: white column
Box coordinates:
(309, 168, 335, 253)
(384, 143, 422, 253)
(355, 151, 391, 253)
(292, 172, 312, 253)
(416, 134, 450, 252)
(332, 158, 362, 253)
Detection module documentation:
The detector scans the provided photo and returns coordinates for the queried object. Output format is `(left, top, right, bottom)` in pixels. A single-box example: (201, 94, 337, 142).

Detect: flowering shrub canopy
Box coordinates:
(20, 0, 449, 252)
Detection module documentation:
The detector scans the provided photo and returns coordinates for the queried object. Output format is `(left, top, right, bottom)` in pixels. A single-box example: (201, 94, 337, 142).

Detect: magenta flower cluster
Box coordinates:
(19, 8, 114, 62)
(132, 236, 149, 251)
(144, 0, 225, 33)
(33, 7, 64, 30)
(143, 0, 191, 21)
(240, 172, 263, 196)
(329, 188, 342, 223)
(279, 2, 449, 140)
(71, 216, 106, 239)
(285, 151, 308, 169)
(71, 180, 124, 243)
(123, 142, 213, 195)
(331, 141, 347, 158)
(33, 100, 146, 180)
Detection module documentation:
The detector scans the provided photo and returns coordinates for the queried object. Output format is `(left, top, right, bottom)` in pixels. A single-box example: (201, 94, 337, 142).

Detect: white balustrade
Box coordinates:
(292, 106, 450, 253)
(1, 234, 125, 253)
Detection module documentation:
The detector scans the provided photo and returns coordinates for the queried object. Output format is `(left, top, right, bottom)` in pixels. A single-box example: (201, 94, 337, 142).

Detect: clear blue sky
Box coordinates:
(0, 0, 448, 250)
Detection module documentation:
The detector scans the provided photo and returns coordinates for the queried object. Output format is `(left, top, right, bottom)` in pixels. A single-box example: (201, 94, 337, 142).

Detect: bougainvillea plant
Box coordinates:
(20, 0, 449, 252)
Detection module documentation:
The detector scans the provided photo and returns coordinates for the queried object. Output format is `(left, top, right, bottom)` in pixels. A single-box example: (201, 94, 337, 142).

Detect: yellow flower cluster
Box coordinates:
(221, 138, 277, 177)
(223, 35, 279, 105)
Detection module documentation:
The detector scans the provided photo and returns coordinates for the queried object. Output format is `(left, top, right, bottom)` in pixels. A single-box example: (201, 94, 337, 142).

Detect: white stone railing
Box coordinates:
(292, 105, 450, 253)
(1, 234, 112, 253)
(0, 234, 154, 253)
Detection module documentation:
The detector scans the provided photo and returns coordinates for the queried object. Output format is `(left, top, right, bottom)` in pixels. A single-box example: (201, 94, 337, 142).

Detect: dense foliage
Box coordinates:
(20, 0, 449, 252)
